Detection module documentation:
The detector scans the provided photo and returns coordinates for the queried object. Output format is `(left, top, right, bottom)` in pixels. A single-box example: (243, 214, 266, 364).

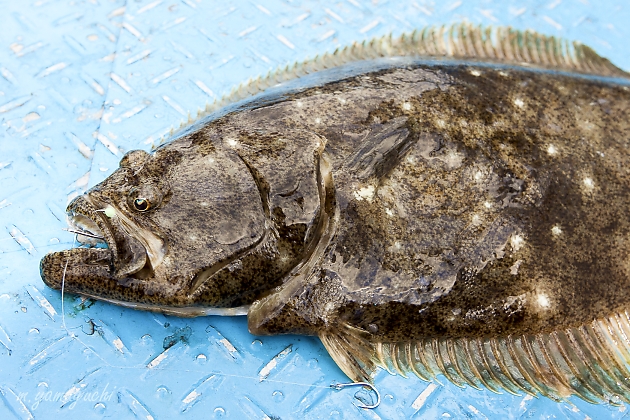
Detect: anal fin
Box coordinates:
(320, 312, 630, 404)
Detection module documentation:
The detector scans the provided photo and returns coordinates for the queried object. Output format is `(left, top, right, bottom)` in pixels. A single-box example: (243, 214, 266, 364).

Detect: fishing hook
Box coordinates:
(330, 381, 381, 409)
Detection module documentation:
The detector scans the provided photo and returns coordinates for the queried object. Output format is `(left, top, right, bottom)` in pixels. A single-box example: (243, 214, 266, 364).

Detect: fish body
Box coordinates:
(41, 26, 630, 403)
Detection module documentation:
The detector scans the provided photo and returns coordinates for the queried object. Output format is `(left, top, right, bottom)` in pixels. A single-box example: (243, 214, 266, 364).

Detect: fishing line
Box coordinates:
(62, 228, 105, 240)
(1, 228, 72, 243)
(60, 237, 112, 367)
(57, 237, 380, 408)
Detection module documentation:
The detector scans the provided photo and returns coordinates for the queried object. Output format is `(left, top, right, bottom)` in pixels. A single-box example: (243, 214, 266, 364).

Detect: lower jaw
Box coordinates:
(40, 247, 113, 290)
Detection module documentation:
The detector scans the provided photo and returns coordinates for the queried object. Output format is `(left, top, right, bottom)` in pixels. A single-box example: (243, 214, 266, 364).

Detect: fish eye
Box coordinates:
(133, 198, 151, 212)
(128, 184, 164, 213)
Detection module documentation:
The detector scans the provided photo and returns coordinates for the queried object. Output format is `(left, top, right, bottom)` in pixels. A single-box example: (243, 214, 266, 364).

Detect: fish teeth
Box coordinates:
(66, 214, 107, 246)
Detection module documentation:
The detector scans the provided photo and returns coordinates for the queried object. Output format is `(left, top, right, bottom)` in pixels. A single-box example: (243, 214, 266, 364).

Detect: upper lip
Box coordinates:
(66, 195, 118, 262)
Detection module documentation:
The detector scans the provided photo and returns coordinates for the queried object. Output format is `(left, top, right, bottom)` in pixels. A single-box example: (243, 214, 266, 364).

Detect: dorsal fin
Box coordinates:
(203, 23, 627, 114)
(320, 310, 630, 405)
(156, 23, 628, 147)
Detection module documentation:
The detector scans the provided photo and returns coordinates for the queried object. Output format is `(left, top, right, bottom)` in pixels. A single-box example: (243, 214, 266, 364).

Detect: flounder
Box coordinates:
(41, 25, 630, 404)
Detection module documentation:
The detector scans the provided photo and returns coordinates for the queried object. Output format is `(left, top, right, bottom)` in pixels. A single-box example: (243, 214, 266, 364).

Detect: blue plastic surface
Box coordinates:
(1, 1, 629, 419)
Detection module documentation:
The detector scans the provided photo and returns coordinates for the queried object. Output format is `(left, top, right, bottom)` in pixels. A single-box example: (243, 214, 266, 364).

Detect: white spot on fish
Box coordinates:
(484, 201, 493, 209)
(207, 157, 215, 163)
(385, 208, 394, 216)
(338, 98, 346, 104)
(353, 185, 375, 202)
(474, 171, 483, 181)
(583, 177, 594, 190)
(499, 71, 509, 77)
(537, 294, 550, 309)
(470, 69, 481, 76)
(314, 117, 321, 124)
(471, 214, 482, 226)
(226, 138, 238, 147)
(510, 234, 525, 251)
(551, 225, 562, 235)
(436, 119, 446, 128)
(296, 101, 303, 107)
(547, 144, 557, 155)
(200, 201, 209, 207)
(514, 98, 524, 108)
(402, 102, 411, 110)
(444, 150, 464, 170)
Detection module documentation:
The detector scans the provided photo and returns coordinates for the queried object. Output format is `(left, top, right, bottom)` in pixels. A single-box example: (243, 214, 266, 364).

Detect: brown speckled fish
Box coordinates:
(40, 25, 630, 403)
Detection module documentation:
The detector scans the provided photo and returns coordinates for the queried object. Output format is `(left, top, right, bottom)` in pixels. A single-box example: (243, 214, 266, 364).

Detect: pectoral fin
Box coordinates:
(320, 323, 379, 383)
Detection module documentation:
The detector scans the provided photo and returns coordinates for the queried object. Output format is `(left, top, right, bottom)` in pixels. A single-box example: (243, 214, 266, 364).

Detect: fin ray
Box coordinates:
(448, 339, 480, 389)
(461, 339, 492, 392)
(433, 339, 466, 388)
(491, 337, 533, 396)
(504, 336, 544, 396)
(155, 23, 628, 147)
(320, 312, 630, 403)
(409, 342, 433, 381)
(564, 328, 625, 399)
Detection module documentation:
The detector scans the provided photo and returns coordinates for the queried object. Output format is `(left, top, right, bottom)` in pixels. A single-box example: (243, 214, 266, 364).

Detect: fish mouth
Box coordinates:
(66, 212, 108, 247)
(40, 195, 154, 292)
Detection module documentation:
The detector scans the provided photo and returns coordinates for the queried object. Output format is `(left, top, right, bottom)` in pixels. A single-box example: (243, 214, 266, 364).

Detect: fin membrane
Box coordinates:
(320, 311, 630, 405)
(159, 23, 628, 146)
(203, 23, 628, 114)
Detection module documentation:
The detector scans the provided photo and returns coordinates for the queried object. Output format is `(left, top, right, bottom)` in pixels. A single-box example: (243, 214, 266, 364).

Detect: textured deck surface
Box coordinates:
(1, 0, 629, 419)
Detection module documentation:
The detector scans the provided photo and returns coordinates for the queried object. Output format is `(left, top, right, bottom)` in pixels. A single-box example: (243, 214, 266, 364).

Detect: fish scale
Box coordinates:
(40, 25, 630, 405)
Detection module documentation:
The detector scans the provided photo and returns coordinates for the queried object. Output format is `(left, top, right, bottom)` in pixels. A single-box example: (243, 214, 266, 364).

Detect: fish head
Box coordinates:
(40, 143, 268, 311)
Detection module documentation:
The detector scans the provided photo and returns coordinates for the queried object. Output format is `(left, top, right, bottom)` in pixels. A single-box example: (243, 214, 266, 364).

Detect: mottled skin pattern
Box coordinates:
(42, 60, 630, 350)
